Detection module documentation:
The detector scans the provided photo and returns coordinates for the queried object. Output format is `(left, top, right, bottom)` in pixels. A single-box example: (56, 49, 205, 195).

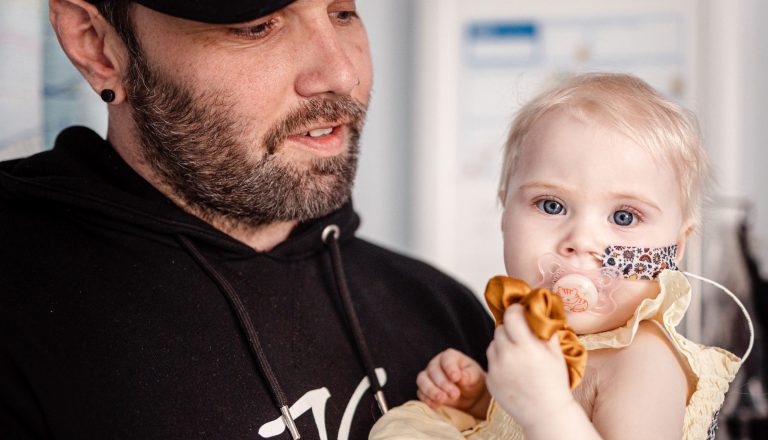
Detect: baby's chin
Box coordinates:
(563, 279, 662, 335)
(565, 309, 636, 335)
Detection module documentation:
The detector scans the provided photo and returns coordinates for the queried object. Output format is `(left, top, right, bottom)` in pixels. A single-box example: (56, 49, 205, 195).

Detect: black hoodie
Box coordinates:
(0, 127, 493, 440)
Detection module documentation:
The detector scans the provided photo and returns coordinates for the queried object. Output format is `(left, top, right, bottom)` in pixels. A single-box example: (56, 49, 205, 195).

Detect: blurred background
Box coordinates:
(1, 0, 766, 437)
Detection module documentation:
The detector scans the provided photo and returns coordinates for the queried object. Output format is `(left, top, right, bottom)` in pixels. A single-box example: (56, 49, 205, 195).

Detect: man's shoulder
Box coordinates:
(347, 237, 473, 294)
(0, 197, 54, 236)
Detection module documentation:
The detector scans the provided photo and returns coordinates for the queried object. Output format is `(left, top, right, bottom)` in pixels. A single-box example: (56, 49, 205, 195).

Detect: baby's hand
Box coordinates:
(486, 304, 574, 430)
(416, 348, 491, 420)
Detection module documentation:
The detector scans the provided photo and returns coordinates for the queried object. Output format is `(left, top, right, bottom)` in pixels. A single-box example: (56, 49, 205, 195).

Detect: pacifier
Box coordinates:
(535, 253, 622, 315)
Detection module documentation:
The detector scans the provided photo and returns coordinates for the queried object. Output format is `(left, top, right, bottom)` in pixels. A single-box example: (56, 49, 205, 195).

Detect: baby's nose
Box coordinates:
(557, 223, 603, 268)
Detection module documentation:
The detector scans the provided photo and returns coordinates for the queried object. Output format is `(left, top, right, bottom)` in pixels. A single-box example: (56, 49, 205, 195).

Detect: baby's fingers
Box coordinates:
(416, 388, 440, 408)
(548, 332, 562, 351)
(457, 360, 485, 390)
(439, 348, 468, 382)
(425, 353, 461, 398)
(501, 304, 537, 345)
(416, 369, 453, 404)
(546, 332, 567, 363)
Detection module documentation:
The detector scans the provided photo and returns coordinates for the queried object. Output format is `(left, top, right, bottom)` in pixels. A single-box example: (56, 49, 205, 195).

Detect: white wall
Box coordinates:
(743, 0, 768, 265)
(699, 0, 768, 268)
(353, 0, 415, 254)
(0, 0, 43, 160)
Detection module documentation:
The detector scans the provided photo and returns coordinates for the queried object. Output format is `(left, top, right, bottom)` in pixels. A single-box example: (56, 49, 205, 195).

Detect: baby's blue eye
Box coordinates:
(537, 199, 565, 215)
(613, 210, 634, 226)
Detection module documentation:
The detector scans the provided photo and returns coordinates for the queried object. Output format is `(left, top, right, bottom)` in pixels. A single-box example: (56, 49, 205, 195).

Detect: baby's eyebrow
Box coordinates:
(608, 191, 662, 213)
(517, 181, 566, 192)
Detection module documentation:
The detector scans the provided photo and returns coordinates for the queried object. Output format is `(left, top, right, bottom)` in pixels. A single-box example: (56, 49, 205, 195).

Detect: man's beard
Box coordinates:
(124, 49, 366, 227)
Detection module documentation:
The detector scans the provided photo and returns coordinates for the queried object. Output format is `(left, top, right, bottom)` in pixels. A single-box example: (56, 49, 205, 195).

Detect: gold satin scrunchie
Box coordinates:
(484, 276, 587, 390)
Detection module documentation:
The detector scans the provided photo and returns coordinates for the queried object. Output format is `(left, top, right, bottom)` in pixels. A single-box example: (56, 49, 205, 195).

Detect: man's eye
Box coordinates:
(230, 19, 277, 39)
(612, 210, 635, 226)
(332, 11, 358, 24)
(537, 199, 565, 215)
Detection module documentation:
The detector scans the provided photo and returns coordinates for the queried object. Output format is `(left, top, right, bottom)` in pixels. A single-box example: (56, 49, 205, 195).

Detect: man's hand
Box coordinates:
(416, 348, 491, 420)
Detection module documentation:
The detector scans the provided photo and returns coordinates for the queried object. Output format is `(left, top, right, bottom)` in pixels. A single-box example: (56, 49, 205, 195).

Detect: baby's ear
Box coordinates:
(674, 222, 695, 263)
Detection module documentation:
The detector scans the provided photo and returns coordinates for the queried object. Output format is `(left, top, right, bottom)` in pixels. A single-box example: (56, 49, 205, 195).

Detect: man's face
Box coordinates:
(501, 110, 687, 333)
(124, 0, 373, 226)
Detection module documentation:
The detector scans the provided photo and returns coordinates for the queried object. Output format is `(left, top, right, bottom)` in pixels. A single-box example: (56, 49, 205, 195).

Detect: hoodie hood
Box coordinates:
(0, 126, 360, 260)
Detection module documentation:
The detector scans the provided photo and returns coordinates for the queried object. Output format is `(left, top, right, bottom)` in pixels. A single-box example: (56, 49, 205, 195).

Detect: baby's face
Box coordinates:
(501, 110, 688, 334)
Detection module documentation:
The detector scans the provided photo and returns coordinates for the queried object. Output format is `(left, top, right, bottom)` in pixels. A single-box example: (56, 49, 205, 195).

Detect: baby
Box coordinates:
(370, 73, 745, 439)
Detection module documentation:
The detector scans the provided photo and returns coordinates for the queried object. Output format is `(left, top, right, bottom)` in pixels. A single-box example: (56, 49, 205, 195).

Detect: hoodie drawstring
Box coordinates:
(175, 223, 387, 440)
(322, 225, 389, 416)
(175, 234, 302, 440)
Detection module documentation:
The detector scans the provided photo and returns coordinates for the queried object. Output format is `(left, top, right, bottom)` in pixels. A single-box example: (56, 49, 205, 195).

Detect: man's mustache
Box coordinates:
(264, 96, 367, 155)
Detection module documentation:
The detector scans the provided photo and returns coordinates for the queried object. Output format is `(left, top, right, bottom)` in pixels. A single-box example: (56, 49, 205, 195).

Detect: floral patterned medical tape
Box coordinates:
(601, 245, 678, 280)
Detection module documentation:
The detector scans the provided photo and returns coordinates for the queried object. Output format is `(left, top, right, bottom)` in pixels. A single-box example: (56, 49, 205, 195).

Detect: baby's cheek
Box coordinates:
(503, 253, 538, 285)
(615, 280, 660, 309)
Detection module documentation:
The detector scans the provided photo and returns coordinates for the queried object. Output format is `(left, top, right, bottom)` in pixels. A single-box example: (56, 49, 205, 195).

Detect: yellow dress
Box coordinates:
(369, 271, 742, 440)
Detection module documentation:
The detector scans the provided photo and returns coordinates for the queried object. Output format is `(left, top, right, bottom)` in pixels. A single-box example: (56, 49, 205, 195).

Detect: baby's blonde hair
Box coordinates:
(499, 72, 709, 226)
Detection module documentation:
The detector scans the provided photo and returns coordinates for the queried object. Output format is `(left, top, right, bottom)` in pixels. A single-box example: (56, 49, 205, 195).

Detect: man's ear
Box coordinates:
(675, 222, 695, 263)
(49, 0, 130, 104)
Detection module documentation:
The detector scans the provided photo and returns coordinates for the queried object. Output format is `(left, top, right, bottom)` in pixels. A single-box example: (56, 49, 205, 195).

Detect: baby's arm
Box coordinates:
(488, 306, 688, 440)
(486, 305, 602, 439)
(590, 321, 688, 439)
(416, 348, 491, 420)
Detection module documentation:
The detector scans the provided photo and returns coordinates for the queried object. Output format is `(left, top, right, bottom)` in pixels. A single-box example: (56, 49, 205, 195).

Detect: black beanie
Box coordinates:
(85, 0, 298, 24)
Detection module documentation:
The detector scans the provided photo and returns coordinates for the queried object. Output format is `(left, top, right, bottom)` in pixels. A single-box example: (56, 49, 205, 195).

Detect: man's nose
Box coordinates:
(294, 20, 360, 97)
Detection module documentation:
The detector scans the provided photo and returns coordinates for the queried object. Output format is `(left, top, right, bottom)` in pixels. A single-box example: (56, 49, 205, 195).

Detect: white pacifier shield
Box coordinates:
(553, 273, 598, 313)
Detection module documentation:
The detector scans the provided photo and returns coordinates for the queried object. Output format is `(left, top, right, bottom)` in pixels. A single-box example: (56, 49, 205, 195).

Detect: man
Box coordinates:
(0, 1, 493, 438)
